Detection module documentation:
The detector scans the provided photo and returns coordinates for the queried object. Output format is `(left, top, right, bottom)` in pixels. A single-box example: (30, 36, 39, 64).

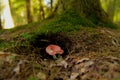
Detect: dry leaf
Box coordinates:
(70, 72, 79, 80)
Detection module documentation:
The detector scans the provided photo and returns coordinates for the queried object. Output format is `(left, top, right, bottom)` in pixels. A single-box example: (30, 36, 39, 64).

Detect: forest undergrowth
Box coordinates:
(0, 12, 120, 80)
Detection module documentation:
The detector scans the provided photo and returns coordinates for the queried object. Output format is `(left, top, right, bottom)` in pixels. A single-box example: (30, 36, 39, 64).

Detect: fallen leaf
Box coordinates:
(56, 60, 68, 68)
(70, 72, 79, 80)
(76, 58, 90, 64)
(37, 72, 46, 80)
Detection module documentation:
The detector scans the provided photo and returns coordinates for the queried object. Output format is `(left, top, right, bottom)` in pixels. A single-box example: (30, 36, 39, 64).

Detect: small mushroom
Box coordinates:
(46, 44, 64, 59)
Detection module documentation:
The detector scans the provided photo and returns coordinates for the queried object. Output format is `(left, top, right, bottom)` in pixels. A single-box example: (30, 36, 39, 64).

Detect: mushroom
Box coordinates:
(46, 44, 64, 59)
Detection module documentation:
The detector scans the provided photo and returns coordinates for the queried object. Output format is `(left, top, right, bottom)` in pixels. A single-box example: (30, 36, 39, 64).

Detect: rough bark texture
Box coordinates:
(57, 0, 110, 23)
(26, 0, 33, 23)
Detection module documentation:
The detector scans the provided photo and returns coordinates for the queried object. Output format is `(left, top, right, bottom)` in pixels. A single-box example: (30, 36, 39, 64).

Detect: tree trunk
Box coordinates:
(1, 0, 14, 29)
(8, 0, 13, 13)
(107, 0, 116, 21)
(53, 0, 59, 13)
(39, 0, 45, 20)
(26, 0, 33, 23)
(0, 17, 2, 29)
(57, 0, 110, 24)
(50, 0, 53, 12)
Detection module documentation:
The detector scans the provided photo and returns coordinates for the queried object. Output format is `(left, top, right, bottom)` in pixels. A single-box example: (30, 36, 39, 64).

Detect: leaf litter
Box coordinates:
(0, 28, 120, 80)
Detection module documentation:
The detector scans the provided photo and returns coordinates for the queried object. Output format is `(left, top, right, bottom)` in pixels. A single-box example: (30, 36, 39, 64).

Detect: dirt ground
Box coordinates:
(0, 27, 120, 80)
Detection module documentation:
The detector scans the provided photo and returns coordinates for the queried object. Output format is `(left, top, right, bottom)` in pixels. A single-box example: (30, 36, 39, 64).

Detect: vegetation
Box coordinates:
(0, 0, 120, 80)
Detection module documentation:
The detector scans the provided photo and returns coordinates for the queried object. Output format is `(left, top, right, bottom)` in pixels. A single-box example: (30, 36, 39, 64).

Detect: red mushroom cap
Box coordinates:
(46, 44, 64, 55)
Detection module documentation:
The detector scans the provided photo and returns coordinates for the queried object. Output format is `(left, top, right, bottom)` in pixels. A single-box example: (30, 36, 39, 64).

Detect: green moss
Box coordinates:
(0, 10, 118, 51)
(99, 22, 118, 29)
(10, 21, 39, 32)
(20, 32, 36, 43)
(87, 14, 118, 29)
(35, 10, 96, 35)
(87, 15, 99, 24)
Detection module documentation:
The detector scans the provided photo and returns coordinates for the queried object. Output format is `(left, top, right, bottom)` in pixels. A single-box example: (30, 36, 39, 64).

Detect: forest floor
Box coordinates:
(0, 25, 120, 80)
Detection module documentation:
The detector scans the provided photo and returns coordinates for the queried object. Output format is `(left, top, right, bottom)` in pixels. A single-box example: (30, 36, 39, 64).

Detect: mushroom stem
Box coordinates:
(53, 55, 57, 59)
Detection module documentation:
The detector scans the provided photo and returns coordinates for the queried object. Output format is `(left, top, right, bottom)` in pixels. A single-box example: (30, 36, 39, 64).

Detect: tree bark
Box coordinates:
(39, 0, 45, 20)
(1, 0, 14, 29)
(0, 17, 2, 29)
(8, 0, 13, 13)
(57, 0, 110, 24)
(26, 0, 33, 23)
(50, 0, 53, 12)
(107, 0, 116, 21)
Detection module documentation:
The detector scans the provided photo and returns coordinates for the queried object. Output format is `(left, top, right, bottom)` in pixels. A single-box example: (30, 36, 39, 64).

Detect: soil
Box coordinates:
(0, 27, 120, 80)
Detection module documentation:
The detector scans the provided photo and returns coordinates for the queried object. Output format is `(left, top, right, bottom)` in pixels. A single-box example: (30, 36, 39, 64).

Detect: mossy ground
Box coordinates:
(0, 11, 120, 80)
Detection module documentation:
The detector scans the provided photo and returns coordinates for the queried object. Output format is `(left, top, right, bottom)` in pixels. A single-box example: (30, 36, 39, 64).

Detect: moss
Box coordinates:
(34, 10, 117, 37)
(35, 10, 96, 36)
(99, 22, 118, 29)
(25, 10, 118, 43)
(0, 10, 118, 51)
(87, 14, 118, 29)
(9, 21, 39, 32)
(87, 15, 99, 24)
